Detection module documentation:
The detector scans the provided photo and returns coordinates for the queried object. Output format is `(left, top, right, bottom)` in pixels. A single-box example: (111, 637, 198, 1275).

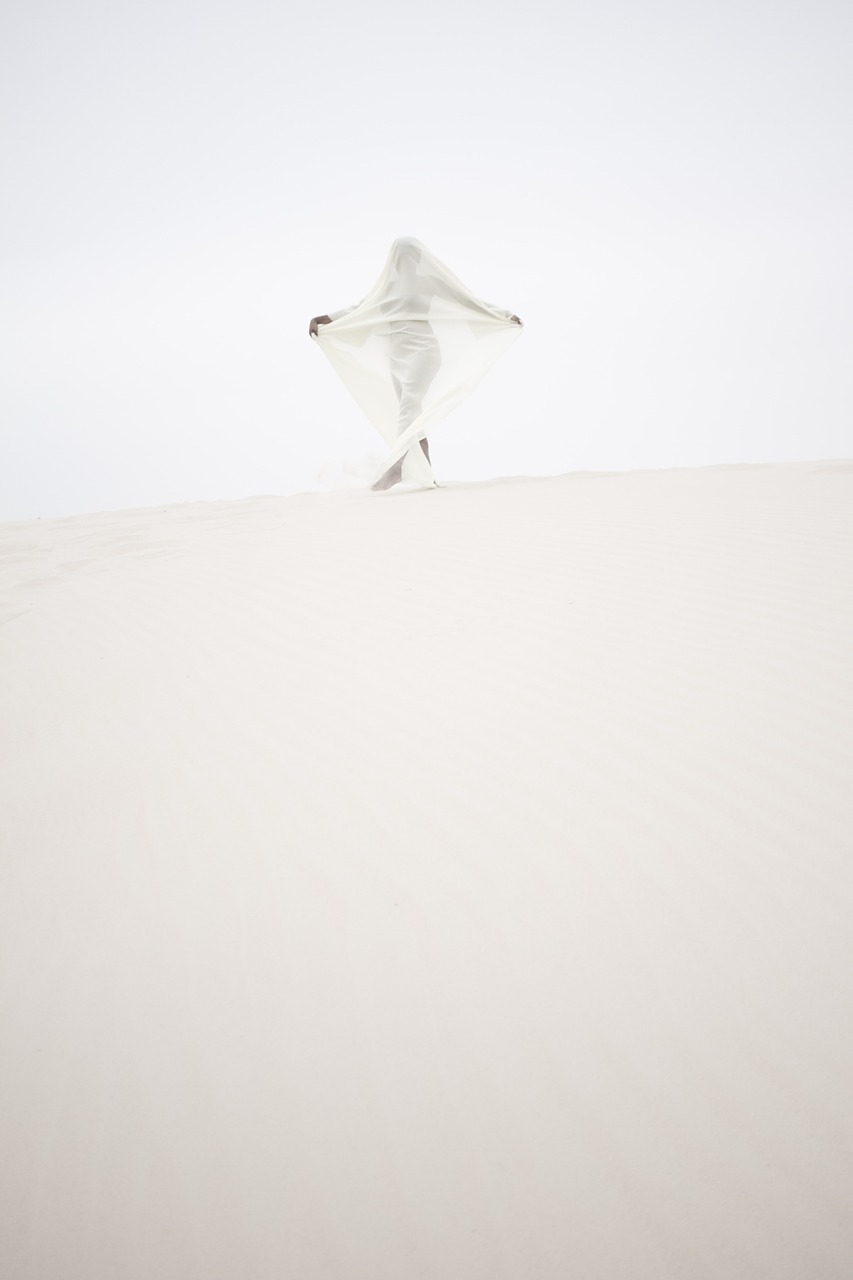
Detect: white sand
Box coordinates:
(2, 462, 853, 1279)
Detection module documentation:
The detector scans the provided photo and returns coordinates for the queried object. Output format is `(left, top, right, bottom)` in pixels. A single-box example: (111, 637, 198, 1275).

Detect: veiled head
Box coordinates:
(390, 237, 423, 276)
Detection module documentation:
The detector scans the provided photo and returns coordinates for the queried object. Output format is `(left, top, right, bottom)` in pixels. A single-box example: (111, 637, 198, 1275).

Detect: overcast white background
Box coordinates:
(2, 0, 851, 521)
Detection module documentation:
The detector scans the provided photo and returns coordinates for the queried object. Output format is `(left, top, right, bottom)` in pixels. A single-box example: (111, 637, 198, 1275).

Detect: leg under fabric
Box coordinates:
(373, 329, 441, 490)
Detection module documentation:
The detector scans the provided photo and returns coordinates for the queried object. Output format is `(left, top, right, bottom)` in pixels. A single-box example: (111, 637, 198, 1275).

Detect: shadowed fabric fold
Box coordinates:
(312, 238, 522, 486)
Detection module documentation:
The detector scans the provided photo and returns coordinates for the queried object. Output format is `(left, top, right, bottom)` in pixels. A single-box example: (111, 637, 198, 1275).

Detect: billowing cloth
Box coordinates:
(312, 238, 522, 486)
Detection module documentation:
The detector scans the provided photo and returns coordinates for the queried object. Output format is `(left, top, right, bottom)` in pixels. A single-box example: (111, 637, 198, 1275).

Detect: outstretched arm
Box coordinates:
(425, 273, 522, 324)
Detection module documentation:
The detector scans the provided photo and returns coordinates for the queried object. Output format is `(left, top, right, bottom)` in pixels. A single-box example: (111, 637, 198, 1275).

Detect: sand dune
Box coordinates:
(2, 462, 853, 1278)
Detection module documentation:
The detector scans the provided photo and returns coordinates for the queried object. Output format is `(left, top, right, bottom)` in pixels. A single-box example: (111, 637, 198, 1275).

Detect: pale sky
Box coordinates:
(2, 0, 851, 520)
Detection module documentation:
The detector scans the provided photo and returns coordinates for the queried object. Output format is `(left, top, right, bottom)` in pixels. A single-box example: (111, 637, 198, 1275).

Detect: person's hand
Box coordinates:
(309, 314, 333, 337)
(510, 314, 522, 325)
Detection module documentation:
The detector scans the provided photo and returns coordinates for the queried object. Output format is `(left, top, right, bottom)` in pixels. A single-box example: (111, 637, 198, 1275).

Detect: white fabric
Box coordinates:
(312, 238, 522, 486)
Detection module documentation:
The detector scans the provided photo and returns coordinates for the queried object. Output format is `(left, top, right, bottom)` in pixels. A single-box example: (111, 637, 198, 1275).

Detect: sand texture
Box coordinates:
(2, 462, 853, 1278)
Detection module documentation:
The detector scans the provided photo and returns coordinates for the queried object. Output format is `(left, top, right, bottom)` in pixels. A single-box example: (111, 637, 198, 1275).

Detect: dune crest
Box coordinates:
(2, 463, 853, 1279)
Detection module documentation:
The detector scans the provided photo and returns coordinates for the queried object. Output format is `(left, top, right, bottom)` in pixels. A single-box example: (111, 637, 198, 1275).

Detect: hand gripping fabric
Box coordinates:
(312, 238, 522, 487)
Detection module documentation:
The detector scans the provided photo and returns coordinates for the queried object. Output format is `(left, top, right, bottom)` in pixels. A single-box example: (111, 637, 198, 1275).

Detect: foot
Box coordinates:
(371, 462, 403, 491)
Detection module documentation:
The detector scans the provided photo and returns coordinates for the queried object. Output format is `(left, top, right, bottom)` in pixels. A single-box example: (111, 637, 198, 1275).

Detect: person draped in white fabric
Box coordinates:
(310, 238, 522, 490)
